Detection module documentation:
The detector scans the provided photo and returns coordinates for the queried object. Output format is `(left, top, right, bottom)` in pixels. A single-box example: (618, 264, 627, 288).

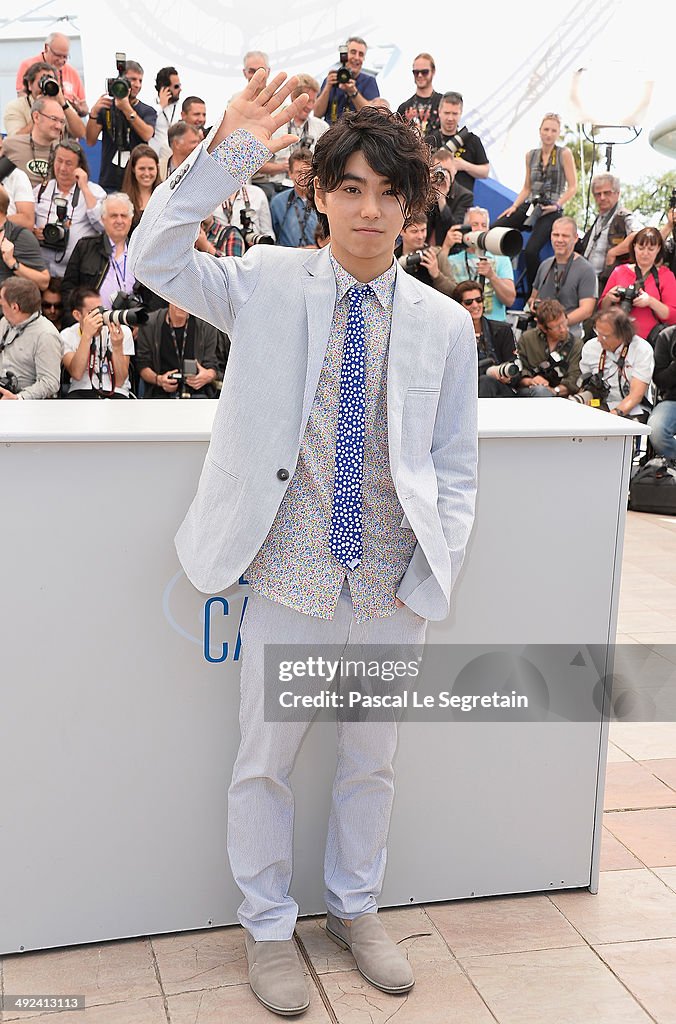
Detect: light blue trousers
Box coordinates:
(227, 585, 427, 940)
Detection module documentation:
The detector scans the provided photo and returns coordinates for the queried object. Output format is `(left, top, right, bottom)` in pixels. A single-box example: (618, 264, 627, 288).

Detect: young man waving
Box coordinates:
(130, 71, 477, 1017)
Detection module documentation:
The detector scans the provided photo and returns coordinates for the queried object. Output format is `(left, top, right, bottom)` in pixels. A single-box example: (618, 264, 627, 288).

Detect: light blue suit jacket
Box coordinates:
(128, 143, 478, 620)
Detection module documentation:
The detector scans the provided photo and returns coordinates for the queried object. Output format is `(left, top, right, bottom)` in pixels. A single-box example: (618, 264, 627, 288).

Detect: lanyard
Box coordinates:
(543, 255, 574, 296)
(109, 248, 128, 291)
(222, 186, 250, 225)
(29, 133, 54, 185)
(167, 315, 189, 364)
(0, 311, 39, 353)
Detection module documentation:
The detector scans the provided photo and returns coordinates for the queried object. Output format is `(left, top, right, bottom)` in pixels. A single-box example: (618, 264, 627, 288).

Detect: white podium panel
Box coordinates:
(0, 400, 644, 953)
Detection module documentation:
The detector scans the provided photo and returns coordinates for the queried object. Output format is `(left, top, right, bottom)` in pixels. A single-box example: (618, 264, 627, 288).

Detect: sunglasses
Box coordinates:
(462, 297, 483, 306)
(42, 301, 63, 310)
(412, 69, 431, 77)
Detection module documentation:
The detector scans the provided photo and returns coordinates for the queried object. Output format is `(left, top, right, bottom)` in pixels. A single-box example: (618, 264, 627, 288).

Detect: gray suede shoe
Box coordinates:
(244, 932, 310, 1016)
(325, 912, 415, 994)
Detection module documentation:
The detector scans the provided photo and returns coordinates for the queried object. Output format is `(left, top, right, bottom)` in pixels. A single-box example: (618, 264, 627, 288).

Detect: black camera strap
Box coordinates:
(87, 328, 116, 397)
(543, 254, 574, 296)
(598, 341, 631, 399)
(278, 190, 313, 246)
(0, 311, 40, 354)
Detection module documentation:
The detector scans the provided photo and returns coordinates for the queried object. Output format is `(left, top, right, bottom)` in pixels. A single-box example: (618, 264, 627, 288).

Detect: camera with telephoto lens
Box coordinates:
(107, 52, 130, 99)
(569, 371, 611, 408)
(42, 197, 70, 251)
(239, 206, 275, 248)
(98, 291, 148, 328)
(0, 371, 20, 395)
(38, 74, 59, 97)
(296, 134, 314, 157)
(443, 126, 469, 155)
(336, 45, 352, 85)
(495, 357, 524, 380)
(404, 246, 429, 270)
(459, 224, 523, 259)
(614, 283, 639, 314)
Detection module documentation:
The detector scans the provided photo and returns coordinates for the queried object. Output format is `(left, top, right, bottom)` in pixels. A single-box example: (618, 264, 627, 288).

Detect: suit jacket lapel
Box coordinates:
(387, 265, 423, 475)
(300, 247, 336, 439)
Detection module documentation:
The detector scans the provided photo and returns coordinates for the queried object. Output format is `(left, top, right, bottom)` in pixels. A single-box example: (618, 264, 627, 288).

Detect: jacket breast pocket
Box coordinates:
(402, 387, 441, 458)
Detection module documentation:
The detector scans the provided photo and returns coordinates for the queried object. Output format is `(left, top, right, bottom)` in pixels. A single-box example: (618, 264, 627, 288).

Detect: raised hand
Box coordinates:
(208, 69, 308, 155)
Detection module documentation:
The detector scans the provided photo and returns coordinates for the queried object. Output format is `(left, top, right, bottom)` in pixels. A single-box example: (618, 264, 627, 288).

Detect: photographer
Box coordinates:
(150, 66, 182, 162)
(15, 33, 87, 116)
(600, 227, 676, 343)
(426, 148, 473, 248)
(213, 182, 275, 245)
(4, 61, 85, 140)
(314, 36, 379, 125)
(2, 96, 65, 189)
(452, 281, 518, 397)
(396, 214, 455, 297)
(579, 308, 654, 417)
(33, 141, 105, 275)
(62, 193, 135, 320)
(260, 75, 329, 197)
(0, 277, 61, 399)
(448, 206, 516, 320)
(60, 286, 134, 398)
(517, 298, 583, 397)
(162, 121, 203, 178)
(529, 217, 597, 339)
(647, 325, 676, 464)
(492, 112, 577, 291)
(86, 59, 156, 193)
(425, 92, 489, 195)
(135, 303, 226, 399)
(269, 152, 318, 248)
(577, 174, 637, 287)
(0, 184, 49, 291)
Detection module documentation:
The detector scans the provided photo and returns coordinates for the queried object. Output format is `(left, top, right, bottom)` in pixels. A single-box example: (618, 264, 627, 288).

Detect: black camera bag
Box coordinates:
(629, 460, 676, 515)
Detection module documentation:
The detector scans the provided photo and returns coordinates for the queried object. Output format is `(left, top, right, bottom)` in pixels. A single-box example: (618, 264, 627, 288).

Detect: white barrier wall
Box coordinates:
(0, 400, 643, 954)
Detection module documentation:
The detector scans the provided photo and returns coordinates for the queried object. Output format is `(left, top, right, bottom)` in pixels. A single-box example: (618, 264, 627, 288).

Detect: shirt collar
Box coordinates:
(329, 249, 396, 310)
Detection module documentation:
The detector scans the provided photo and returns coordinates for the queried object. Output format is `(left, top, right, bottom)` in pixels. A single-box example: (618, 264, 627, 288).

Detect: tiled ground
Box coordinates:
(2, 511, 675, 1023)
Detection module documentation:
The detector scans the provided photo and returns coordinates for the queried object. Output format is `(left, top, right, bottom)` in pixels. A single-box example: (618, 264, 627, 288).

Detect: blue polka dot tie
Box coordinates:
(329, 283, 369, 570)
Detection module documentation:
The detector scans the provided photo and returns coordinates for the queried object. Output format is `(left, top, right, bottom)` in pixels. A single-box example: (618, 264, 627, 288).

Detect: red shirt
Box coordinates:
(15, 54, 85, 103)
(601, 263, 676, 340)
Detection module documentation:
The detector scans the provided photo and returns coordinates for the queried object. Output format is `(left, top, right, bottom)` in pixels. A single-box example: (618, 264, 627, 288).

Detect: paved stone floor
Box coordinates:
(2, 511, 675, 1023)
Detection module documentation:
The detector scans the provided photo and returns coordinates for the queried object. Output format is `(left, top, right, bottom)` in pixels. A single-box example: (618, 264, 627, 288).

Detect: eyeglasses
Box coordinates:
(38, 111, 66, 127)
(412, 69, 431, 77)
(46, 46, 68, 60)
(462, 296, 484, 306)
(635, 238, 660, 248)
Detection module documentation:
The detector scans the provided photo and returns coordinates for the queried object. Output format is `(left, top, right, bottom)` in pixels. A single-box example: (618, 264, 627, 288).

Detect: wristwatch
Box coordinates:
(554, 386, 561, 395)
(62, 101, 70, 110)
(129, 111, 136, 121)
(10, 261, 20, 273)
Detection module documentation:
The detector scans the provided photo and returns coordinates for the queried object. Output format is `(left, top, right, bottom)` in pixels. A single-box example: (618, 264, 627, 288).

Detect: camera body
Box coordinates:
(107, 52, 130, 100)
(404, 247, 429, 270)
(42, 197, 70, 252)
(0, 371, 20, 395)
(570, 371, 611, 408)
(336, 46, 352, 85)
(38, 74, 59, 97)
(614, 283, 639, 314)
(239, 206, 275, 248)
(535, 349, 567, 387)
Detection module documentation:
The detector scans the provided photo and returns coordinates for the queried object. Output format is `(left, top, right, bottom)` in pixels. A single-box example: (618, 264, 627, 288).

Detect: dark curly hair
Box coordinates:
(302, 107, 436, 236)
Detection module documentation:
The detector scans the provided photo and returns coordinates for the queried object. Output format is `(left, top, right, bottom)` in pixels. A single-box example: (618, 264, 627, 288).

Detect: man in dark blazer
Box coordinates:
(130, 75, 477, 1018)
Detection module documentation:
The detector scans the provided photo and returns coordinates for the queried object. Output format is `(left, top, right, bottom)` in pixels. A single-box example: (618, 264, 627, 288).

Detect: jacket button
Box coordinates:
(277, 468, 289, 481)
